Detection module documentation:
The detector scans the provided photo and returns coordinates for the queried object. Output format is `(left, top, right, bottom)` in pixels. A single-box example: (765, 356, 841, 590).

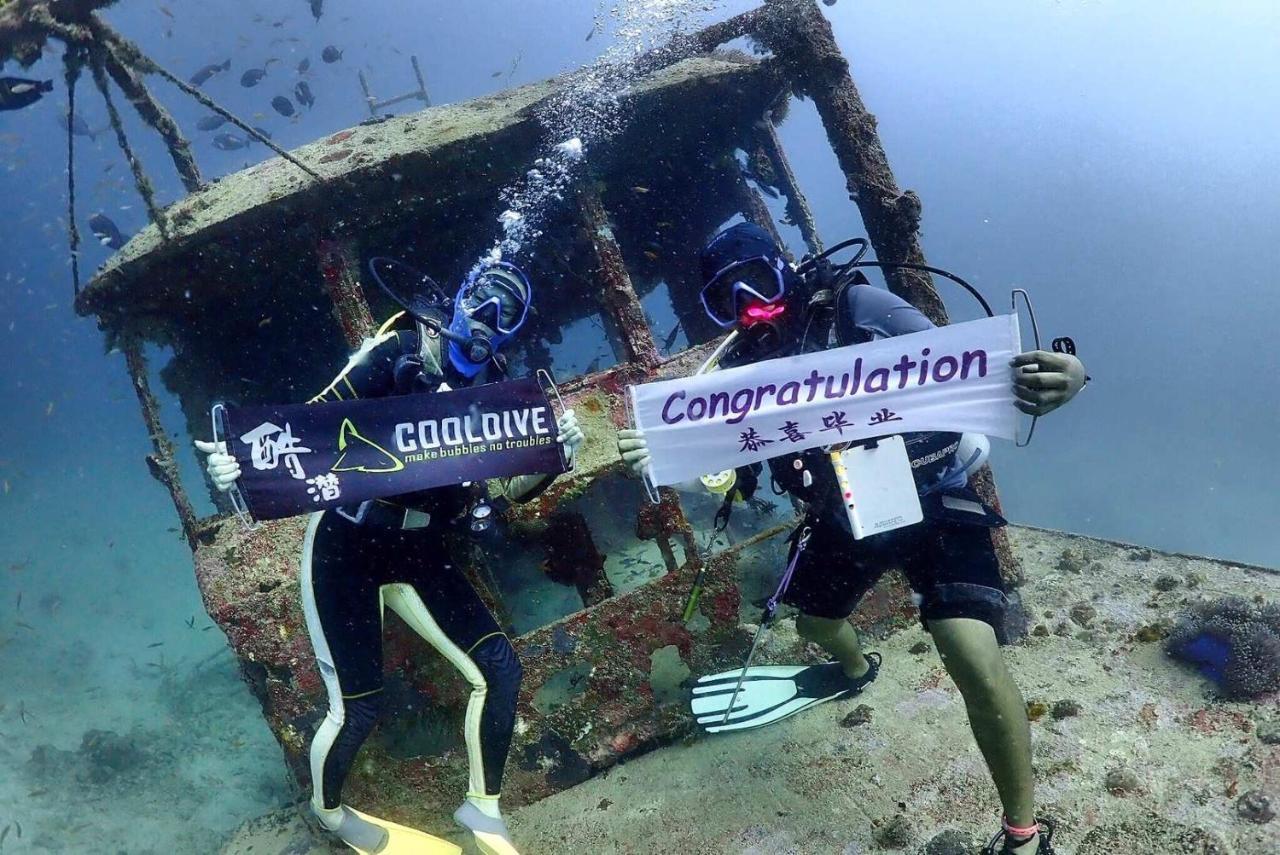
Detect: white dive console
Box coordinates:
(828, 435, 923, 539)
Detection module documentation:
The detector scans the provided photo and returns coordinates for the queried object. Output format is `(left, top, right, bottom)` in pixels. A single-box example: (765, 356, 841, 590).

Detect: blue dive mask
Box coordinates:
(447, 262, 532, 377)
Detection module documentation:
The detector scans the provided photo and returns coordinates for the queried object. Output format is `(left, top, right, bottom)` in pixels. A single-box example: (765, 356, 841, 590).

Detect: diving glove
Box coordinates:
(194, 439, 241, 492)
(555, 408, 585, 463)
(616, 428, 650, 477)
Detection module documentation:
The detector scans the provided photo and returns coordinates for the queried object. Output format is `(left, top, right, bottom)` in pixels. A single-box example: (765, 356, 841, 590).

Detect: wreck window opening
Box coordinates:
(604, 156, 751, 353)
(483, 474, 670, 634)
(136, 341, 218, 519)
(682, 482, 789, 565)
(770, 92, 872, 258)
(563, 474, 670, 598)
(639, 279, 688, 358)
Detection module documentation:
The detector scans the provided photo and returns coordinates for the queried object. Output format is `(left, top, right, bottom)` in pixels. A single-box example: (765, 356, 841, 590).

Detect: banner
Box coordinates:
(629, 313, 1022, 487)
(219, 377, 566, 520)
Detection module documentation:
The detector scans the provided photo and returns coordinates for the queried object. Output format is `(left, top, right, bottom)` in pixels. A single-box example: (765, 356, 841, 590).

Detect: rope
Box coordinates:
(88, 47, 168, 238)
(63, 47, 83, 296)
(135, 55, 321, 180)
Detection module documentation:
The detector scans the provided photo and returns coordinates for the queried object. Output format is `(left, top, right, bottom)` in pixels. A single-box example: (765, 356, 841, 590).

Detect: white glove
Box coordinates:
(616, 427, 649, 477)
(194, 439, 241, 492)
(555, 409, 585, 463)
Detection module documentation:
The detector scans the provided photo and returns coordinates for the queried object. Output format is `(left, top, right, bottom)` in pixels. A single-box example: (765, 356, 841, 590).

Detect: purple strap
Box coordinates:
(766, 527, 811, 614)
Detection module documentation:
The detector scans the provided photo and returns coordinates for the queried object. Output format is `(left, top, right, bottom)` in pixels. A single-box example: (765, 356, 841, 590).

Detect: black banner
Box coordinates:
(218, 377, 566, 520)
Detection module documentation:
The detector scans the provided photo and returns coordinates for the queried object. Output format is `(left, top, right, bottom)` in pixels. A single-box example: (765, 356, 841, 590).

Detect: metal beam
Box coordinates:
(762, 0, 947, 323)
(576, 184, 661, 368)
(122, 337, 200, 550)
(316, 238, 377, 348)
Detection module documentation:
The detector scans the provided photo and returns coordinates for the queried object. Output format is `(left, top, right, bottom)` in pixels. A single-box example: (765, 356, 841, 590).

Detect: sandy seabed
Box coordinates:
(216, 527, 1279, 855)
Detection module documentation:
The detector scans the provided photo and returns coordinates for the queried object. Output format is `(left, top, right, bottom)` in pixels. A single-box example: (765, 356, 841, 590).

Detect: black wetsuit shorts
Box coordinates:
(783, 516, 1015, 641)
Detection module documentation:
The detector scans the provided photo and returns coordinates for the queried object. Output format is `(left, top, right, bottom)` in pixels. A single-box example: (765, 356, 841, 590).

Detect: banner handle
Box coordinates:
(623, 384, 662, 505)
(536, 368, 576, 473)
(211, 403, 260, 532)
(1011, 289, 1041, 448)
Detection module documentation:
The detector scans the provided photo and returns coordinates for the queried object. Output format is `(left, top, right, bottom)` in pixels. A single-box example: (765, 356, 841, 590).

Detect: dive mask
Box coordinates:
(699, 254, 791, 328)
(448, 261, 532, 376)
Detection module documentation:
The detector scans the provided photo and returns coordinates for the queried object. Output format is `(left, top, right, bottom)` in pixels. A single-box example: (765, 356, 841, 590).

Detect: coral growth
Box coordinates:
(1165, 596, 1280, 700)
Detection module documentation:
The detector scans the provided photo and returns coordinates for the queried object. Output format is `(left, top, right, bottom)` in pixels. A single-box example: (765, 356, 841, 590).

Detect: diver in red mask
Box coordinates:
(618, 222, 1086, 855)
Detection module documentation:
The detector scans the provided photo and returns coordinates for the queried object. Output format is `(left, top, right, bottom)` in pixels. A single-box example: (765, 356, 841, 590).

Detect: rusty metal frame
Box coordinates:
(121, 336, 200, 549)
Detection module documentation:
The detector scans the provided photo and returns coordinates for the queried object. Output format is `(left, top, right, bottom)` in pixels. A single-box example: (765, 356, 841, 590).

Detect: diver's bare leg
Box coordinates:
(928, 617, 1036, 832)
(796, 613, 870, 679)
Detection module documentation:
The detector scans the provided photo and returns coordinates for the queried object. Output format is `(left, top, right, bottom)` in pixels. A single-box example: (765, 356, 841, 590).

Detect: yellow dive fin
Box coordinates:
(343, 807, 462, 855)
(469, 831, 521, 855)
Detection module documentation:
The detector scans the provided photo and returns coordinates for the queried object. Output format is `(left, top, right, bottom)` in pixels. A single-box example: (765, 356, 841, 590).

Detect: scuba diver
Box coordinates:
(198, 260, 585, 855)
(616, 223, 1087, 855)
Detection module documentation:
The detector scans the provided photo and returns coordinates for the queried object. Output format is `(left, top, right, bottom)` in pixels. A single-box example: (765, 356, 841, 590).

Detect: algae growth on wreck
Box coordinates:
(0, 1, 1277, 853)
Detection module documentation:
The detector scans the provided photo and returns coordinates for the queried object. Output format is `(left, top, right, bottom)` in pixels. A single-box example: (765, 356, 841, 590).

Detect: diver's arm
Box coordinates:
(495, 409, 585, 503)
(1010, 351, 1087, 416)
(308, 329, 404, 403)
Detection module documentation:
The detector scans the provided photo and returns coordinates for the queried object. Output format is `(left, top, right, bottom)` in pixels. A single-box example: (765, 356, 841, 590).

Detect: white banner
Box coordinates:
(628, 313, 1022, 487)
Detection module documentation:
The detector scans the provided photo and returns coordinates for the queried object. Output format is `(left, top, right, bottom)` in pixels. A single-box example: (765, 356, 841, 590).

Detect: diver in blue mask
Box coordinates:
(198, 259, 584, 855)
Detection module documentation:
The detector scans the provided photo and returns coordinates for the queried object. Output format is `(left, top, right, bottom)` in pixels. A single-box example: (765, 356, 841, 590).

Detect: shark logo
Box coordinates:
(331, 418, 404, 473)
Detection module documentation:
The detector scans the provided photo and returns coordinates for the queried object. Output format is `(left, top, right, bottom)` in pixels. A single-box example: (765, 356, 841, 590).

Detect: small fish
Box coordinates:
(89, 212, 128, 251)
(258, 317, 272, 327)
(586, 21, 598, 41)
(270, 95, 295, 117)
(662, 321, 683, 352)
(14, 820, 20, 839)
(309, 0, 324, 20)
(159, 5, 174, 19)
(643, 250, 659, 262)
(240, 67, 267, 88)
(0, 824, 9, 848)
(15, 591, 21, 610)
(296, 57, 311, 74)
(294, 81, 315, 108)
(0, 77, 53, 112)
(188, 59, 230, 86)
(16, 620, 33, 631)
(491, 71, 503, 78)
(18, 700, 30, 724)
(147, 641, 164, 648)
(631, 186, 649, 194)
(44, 401, 54, 416)
(321, 45, 343, 63)
(59, 112, 101, 140)
(196, 114, 228, 131)
(185, 615, 195, 628)
(213, 132, 253, 151)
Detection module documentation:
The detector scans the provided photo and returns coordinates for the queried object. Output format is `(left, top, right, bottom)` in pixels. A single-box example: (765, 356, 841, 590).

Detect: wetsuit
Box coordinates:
(726, 283, 1017, 641)
(302, 314, 546, 812)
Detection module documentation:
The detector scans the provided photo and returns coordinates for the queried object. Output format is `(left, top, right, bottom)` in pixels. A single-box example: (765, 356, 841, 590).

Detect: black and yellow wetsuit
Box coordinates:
(301, 312, 549, 815)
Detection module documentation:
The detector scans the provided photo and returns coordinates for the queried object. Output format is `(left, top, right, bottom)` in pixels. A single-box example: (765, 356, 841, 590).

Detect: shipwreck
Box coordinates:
(4, 1, 1275, 849)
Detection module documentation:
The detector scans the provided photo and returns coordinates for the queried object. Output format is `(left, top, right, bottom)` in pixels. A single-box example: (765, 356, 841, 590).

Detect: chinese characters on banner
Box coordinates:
(627, 313, 1023, 488)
